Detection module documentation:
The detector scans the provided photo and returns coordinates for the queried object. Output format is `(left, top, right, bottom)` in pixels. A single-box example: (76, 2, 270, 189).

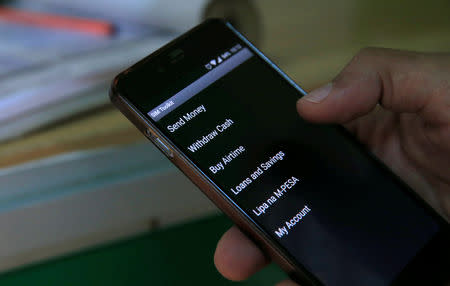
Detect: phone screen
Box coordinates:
(119, 23, 444, 286)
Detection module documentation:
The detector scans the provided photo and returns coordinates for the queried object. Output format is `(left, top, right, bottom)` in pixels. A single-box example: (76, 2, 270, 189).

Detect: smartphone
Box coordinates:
(110, 19, 449, 286)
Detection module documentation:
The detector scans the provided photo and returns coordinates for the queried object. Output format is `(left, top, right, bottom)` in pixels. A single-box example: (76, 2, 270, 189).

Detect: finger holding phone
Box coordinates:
(215, 47, 450, 285)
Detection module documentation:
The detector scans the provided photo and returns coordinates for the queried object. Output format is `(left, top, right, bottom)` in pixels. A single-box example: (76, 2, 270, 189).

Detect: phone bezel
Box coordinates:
(110, 19, 449, 286)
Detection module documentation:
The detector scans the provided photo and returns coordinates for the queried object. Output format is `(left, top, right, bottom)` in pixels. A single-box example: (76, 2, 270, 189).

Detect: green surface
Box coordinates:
(0, 215, 285, 285)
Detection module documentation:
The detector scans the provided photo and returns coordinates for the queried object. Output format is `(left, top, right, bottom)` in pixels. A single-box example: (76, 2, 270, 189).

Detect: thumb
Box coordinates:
(297, 48, 449, 125)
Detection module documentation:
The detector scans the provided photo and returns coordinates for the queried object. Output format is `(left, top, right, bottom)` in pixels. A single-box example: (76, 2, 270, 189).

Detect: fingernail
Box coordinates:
(302, 83, 332, 103)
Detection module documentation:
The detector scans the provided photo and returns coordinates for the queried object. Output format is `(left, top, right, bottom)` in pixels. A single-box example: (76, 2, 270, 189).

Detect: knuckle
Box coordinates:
(335, 47, 385, 80)
(352, 47, 380, 64)
(358, 47, 380, 55)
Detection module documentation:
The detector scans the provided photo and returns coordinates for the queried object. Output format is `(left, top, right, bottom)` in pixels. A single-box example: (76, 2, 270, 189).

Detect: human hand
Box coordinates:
(214, 48, 450, 285)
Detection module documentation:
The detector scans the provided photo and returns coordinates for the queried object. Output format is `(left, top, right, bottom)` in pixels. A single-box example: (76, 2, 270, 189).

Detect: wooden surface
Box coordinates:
(0, 106, 143, 168)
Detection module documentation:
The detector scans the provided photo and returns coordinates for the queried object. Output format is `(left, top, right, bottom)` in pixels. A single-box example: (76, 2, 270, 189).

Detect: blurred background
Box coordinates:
(0, 0, 449, 285)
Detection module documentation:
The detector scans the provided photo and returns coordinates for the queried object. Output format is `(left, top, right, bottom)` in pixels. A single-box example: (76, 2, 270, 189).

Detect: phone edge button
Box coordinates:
(154, 137, 174, 159)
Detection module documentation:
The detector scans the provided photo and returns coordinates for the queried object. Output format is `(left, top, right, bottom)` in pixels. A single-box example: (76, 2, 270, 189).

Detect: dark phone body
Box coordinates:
(110, 19, 449, 286)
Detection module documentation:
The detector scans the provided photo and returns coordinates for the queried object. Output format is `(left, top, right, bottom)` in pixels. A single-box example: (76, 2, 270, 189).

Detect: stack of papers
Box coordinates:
(0, 1, 174, 142)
